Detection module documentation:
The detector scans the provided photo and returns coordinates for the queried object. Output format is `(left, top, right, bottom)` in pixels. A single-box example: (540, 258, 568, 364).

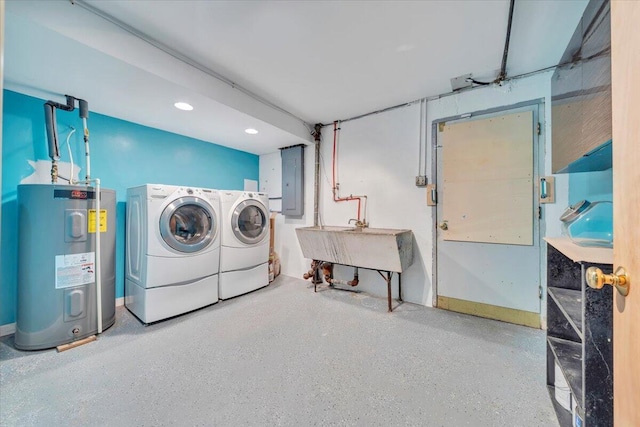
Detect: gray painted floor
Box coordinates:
(1, 276, 558, 426)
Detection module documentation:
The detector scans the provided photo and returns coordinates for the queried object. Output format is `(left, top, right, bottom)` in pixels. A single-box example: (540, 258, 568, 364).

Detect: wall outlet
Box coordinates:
(415, 176, 427, 187)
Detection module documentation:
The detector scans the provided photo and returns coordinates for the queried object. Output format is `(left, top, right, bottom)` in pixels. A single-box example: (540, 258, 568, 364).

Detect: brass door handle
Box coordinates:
(439, 221, 448, 230)
(586, 266, 630, 296)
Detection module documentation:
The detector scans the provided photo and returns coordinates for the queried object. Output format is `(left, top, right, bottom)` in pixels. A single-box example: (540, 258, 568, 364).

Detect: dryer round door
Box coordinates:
(231, 199, 269, 245)
(159, 197, 217, 253)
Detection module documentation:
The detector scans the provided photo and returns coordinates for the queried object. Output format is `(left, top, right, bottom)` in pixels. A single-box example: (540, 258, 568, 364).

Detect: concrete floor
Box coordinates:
(0, 275, 558, 426)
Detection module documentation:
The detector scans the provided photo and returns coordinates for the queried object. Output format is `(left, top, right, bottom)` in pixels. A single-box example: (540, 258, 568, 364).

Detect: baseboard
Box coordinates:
(0, 323, 16, 337)
(540, 315, 548, 331)
(1, 298, 125, 337)
(437, 296, 541, 329)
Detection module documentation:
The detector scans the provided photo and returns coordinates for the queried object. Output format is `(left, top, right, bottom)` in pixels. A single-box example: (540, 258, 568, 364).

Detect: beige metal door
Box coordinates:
(611, 2, 639, 425)
(435, 107, 542, 327)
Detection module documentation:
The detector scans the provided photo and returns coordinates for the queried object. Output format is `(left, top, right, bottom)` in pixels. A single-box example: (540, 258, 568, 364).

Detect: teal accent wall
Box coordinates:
(568, 169, 613, 205)
(1, 90, 259, 326)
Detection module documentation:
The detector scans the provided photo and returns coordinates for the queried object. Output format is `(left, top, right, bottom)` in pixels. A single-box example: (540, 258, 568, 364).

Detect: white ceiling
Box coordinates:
(4, 0, 588, 155)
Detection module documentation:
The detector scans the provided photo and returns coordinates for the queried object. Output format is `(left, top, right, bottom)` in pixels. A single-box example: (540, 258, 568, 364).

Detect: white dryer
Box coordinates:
(219, 190, 270, 299)
(125, 184, 221, 323)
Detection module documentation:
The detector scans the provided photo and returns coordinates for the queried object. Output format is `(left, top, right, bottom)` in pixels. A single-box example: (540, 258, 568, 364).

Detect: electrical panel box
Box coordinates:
(281, 145, 304, 216)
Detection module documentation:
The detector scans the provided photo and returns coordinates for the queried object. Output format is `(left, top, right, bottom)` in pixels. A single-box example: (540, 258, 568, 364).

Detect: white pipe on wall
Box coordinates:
(94, 178, 102, 334)
(82, 178, 102, 334)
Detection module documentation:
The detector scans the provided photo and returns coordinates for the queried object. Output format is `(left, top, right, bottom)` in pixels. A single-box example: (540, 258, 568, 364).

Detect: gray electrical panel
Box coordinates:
(281, 145, 304, 216)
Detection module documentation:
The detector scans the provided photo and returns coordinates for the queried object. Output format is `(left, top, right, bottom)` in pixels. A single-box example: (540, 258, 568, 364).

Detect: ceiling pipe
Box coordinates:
(496, 0, 516, 84)
(327, 0, 527, 127)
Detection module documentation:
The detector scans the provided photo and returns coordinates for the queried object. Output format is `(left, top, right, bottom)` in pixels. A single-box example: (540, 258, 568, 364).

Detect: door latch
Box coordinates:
(426, 184, 437, 206)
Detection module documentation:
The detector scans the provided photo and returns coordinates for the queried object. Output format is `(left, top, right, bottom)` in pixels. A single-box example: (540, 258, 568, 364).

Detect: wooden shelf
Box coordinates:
(544, 237, 613, 265)
(548, 336, 583, 410)
(548, 287, 582, 338)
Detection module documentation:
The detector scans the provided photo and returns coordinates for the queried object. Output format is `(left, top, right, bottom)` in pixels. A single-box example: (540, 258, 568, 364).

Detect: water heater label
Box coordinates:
(88, 209, 108, 233)
(54, 189, 96, 199)
(55, 252, 96, 289)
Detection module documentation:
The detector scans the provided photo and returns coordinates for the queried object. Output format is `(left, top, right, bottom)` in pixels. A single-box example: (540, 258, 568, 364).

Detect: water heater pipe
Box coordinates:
(85, 178, 103, 334)
(44, 100, 70, 183)
(44, 95, 91, 184)
(95, 178, 102, 334)
(44, 95, 102, 334)
(65, 128, 77, 183)
(79, 99, 91, 183)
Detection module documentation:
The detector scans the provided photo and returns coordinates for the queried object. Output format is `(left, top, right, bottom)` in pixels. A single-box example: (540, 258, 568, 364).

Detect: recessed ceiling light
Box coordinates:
(245, 128, 259, 135)
(174, 102, 193, 111)
(396, 44, 415, 52)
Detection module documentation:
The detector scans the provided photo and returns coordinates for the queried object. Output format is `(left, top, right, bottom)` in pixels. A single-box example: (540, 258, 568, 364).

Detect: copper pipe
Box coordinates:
(303, 260, 320, 280)
(321, 262, 333, 282)
(332, 122, 367, 220)
(325, 265, 359, 287)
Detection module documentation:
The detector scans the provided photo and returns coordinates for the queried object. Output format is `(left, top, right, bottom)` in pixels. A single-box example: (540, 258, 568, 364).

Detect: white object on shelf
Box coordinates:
(555, 361, 572, 411)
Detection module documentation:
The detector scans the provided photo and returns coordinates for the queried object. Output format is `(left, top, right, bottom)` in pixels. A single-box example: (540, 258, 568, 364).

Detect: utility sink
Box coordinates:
(295, 226, 414, 272)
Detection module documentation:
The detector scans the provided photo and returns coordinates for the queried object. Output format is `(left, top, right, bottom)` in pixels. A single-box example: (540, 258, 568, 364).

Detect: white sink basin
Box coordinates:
(295, 226, 414, 272)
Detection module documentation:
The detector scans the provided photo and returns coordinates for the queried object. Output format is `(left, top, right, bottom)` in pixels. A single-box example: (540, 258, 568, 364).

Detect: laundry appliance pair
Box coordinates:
(125, 184, 270, 323)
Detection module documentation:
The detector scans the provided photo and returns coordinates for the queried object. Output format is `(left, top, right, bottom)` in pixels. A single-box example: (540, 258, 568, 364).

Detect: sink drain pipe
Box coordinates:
(329, 267, 360, 287)
(322, 263, 359, 287)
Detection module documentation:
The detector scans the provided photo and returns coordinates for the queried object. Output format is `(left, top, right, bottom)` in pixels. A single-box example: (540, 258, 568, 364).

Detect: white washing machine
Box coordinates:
(125, 184, 221, 323)
(219, 190, 270, 299)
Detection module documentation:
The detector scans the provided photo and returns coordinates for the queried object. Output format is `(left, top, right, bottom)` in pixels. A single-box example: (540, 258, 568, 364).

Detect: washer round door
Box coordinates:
(160, 197, 217, 253)
(231, 199, 269, 245)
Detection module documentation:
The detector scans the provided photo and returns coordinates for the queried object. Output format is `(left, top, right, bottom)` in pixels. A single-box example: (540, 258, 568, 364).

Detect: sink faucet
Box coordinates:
(348, 218, 368, 229)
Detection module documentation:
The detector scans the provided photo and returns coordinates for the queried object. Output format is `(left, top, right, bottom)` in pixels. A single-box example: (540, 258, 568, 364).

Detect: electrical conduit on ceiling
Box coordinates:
(332, 121, 367, 223)
(331, 0, 522, 125)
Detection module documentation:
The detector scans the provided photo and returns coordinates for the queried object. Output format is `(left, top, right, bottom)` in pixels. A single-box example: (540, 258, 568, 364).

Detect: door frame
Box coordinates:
(430, 99, 547, 319)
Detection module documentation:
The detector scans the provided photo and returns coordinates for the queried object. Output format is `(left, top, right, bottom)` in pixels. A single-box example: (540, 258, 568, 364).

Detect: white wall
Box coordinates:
(259, 153, 283, 213)
(568, 169, 613, 204)
(260, 72, 569, 316)
(318, 103, 431, 304)
(260, 147, 316, 279)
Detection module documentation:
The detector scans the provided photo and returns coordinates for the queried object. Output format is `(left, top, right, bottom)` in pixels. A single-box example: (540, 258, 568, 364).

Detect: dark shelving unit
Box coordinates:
(548, 288, 582, 337)
(545, 240, 613, 427)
